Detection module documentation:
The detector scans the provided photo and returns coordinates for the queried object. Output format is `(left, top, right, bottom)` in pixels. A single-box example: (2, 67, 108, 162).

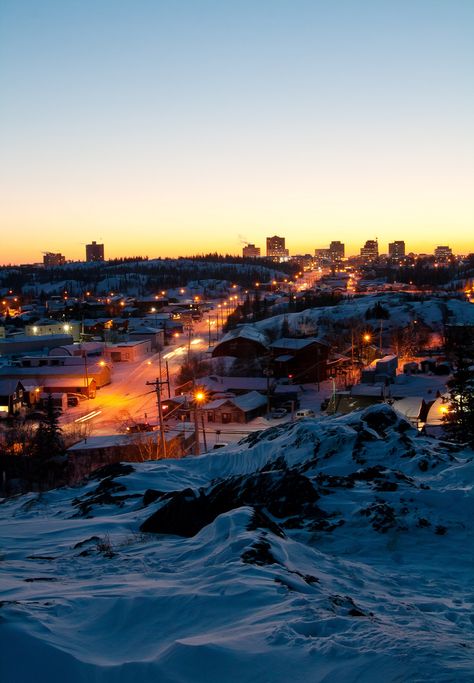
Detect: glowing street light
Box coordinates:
(193, 389, 208, 455)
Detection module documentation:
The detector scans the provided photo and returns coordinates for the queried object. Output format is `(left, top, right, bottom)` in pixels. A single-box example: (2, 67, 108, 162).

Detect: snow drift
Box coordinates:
(1, 405, 473, 682)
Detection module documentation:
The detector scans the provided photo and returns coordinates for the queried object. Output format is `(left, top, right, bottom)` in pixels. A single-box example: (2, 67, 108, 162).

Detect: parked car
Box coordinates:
(295, 409, 315, 419)
(126, 423, 154, 433)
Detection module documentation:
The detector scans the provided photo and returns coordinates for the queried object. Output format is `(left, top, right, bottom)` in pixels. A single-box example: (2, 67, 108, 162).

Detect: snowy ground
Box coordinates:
(1, 405, 473, 682)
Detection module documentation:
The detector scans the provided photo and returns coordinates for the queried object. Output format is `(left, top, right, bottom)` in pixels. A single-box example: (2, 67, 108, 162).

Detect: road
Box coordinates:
(61, 304, 237, 438)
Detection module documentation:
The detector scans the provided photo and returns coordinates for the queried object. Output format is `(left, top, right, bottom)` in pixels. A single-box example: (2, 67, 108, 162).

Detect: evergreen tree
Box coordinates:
(32, 395, 64, 460)
(444, 345, 474, 445)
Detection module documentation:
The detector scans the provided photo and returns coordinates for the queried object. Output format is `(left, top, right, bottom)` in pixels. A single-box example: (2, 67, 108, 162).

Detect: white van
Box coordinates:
(295, 409, 315, 419)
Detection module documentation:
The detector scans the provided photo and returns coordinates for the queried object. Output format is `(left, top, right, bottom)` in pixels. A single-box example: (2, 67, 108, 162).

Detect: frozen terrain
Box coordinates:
(0, 405, 473, 682)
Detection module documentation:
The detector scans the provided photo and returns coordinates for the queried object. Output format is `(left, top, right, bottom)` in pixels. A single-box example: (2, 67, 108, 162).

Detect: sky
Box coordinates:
(0, 0, 473, 264)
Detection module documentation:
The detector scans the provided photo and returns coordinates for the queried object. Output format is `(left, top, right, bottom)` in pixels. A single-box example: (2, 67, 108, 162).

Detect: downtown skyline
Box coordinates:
(1, 0, 473, 264)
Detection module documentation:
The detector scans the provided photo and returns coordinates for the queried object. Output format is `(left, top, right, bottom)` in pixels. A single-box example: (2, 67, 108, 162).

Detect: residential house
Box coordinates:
(211, 326, 269, 359)
(0, 379, 25, 416)
(203, 391, 268, 424)
(270, 337, 330, 383)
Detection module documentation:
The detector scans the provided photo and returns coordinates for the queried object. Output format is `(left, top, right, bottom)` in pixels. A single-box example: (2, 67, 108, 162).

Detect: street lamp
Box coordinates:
(362, 333, 372, 365)
(193, 389, 207, 455)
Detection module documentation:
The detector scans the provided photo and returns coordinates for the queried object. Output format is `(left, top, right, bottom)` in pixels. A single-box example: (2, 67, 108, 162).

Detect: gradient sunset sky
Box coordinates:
(1, 0, 473, 264)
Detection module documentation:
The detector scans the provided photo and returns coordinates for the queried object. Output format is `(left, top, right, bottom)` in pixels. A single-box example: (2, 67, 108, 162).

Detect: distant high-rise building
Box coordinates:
(360, 239, 379, 261)
(43, 252, 65, 267)
(266, 235, 289, 261)
(329, 241, 345, 261)
(86, 241, 105, 262)
(434, 245, 453, 260)
(388, 241, 406, 259)
(242, 243, 261, 258)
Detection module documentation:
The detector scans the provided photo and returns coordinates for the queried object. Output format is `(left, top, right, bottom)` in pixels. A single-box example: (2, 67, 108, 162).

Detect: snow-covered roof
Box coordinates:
(202, 398, 230, 411)
(39, 377, 94, 388)
(218, 325, 269, 347)
(270, 337, 329, 350)
(368, 354, 397, 369)
(49, 342, 104, 355)
(108, 340, 150, 348)
(351, 384, 385, 397)
(392, 397, 424, 420)
(199, 375, 298, 395)
(390, 374, 448, 400)
(0, 365, 88, 378)
(233, 391, 267, 412)
(129, 327, 163, 334)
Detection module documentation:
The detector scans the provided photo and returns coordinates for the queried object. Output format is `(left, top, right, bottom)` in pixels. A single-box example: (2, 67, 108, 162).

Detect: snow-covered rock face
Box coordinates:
(1, 406, 473, 682)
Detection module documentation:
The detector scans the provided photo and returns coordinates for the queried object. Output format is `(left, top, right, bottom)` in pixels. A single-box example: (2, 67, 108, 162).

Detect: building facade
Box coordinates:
(329, 241, 345, 261)
(242, 243, 261, 258)
(434, 245, 453, 260)
(388, 241, 406, 259)
(266, 235, 289, 261)
(85, 241, 105, 262)
(360, 239, 379, 261)
(43, 252, 66, 267)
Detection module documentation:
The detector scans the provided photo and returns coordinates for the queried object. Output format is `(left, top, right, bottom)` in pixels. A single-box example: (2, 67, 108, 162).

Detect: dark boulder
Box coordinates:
(140, 469, 321, 537)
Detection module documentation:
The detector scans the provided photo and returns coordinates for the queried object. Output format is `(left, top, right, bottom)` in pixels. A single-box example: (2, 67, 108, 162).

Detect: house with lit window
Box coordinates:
(0, 379, 25, 416)
(25, 320, 81, 341)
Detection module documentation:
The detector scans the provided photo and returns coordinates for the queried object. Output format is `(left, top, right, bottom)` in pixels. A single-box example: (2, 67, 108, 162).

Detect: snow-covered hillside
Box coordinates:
(1, 406, 473, 682)
(256, 293, 474, 339)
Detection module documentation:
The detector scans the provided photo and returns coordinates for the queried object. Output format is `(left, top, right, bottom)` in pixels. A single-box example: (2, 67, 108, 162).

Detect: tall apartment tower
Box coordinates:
(86, 241, 105, 262)
(329, 241, 345, 261)
(360, 239, 379, 261)
(266, 235, 289, 261)
(243, 243, 261, 258)
(388, 241, 405, 259)
(43, 252, 66, 267)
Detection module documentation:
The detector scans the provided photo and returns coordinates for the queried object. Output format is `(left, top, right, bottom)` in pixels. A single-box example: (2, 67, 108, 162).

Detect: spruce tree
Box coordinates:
(33, 395, 64, 460)
(444, 344, 474, 446)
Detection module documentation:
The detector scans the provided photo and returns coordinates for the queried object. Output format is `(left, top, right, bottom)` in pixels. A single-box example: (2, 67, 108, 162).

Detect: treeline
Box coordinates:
(368, 254, 474, 288)
(1, 257, 297, 296)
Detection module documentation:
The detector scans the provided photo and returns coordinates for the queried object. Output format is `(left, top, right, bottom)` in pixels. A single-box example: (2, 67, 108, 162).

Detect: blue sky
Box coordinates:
(1, 0, 473, 262)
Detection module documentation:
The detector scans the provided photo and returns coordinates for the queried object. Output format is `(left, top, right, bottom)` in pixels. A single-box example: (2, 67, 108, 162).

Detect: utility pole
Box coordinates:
(81, 346, 90, 399)
(193, 401, 200, 455)
(200, 412, 208, 452)
(186, 323, 193, 364)
(146, 377, 167, 458)
(165, 360, 171, 398)
(263, 362, 273, 416)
